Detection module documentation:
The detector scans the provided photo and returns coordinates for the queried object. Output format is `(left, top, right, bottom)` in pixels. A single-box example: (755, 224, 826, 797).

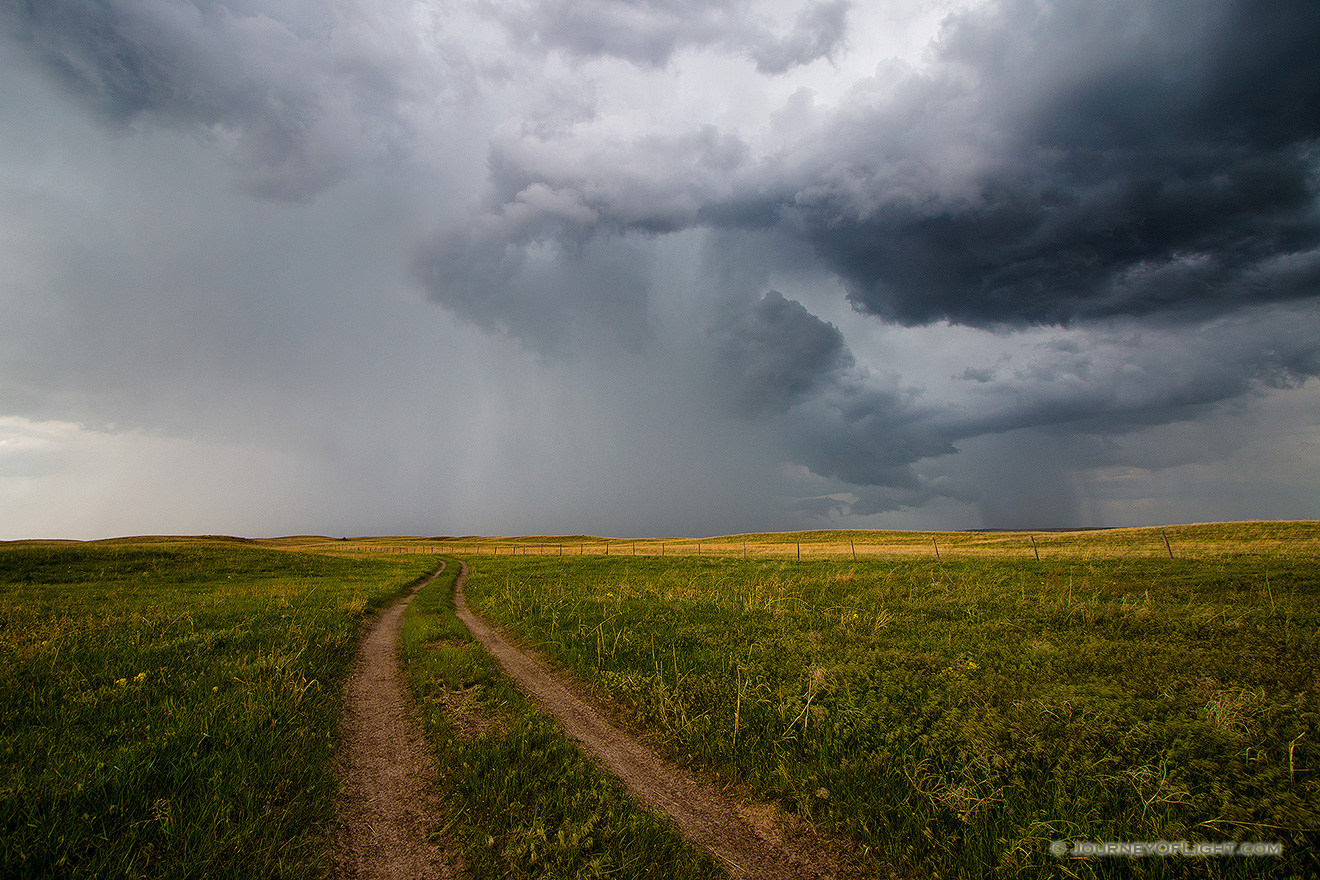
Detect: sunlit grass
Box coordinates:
(422, 522, 1320, 564)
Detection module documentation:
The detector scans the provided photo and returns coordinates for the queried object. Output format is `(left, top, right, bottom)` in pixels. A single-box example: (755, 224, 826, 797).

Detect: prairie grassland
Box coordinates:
(0, 537, 439, 878)
(459, 523, 1320, 878)
(399, 560, 722, 879)
(429, 522, 1320, 563)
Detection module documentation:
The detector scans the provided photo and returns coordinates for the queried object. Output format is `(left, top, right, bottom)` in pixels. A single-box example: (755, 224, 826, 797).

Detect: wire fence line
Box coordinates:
(336, 524, 1320, 562)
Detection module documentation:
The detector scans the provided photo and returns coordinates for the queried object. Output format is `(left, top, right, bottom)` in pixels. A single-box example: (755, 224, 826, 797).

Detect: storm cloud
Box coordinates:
(1, 0, 1317, 537)
(713, 289, 853, 415)
(444, 0, 1320, 327)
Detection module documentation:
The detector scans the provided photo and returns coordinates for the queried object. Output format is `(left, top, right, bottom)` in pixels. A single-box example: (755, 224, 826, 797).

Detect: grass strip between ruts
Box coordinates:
(400, 559, 723, 879)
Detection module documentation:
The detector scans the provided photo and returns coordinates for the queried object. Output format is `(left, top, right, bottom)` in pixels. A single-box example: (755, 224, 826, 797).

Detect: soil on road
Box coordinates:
(452, 562, 850, 880)
(334, 564, 457, 880)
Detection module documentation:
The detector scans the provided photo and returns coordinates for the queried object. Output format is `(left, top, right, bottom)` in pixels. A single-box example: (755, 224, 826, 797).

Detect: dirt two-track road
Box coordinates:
(334, 564, 457, 880)
(336, 560, 850, 880)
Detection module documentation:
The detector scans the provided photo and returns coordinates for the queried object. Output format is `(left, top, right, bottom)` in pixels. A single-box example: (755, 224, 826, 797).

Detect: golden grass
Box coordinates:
(294, 520, 1320, 563)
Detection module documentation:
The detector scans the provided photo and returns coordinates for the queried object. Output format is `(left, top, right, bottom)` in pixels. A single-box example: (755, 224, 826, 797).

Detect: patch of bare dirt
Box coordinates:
(334, 564, 459, 880)
(429, 683, 499, 740)
(451, 562, 860, 880)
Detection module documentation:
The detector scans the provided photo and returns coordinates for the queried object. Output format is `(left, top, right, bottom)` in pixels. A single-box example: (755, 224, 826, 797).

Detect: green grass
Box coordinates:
(399, 560, 722, 879)
(0, 537, 439, 879)
(458, 524, 1320, 878)
(6, 525, 1316, 878)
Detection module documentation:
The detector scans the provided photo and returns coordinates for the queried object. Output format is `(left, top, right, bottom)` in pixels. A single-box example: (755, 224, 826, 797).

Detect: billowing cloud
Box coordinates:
(443, 0, 1320, 327)
(795, 0, 1320, 326)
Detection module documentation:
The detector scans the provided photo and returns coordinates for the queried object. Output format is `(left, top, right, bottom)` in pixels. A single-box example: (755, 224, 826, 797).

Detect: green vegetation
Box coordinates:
(4, 524, 1315, 879)
(400, 560, 721, 879)
(458, 523, 1320, 878)
(0, 537, 438, 879)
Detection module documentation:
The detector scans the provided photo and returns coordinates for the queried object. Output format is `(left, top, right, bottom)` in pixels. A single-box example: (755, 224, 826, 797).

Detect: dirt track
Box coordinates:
(334, 564, 456, 880)
(451, 562, 844, 880)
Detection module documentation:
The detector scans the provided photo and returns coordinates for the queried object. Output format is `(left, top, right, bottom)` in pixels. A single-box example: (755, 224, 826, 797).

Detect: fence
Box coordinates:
(333, 523, 1320, 562)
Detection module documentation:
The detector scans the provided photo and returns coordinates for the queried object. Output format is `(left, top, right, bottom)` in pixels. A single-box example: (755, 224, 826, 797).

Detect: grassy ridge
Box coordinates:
(460, 525, 1320, 878)
(0, 538, 438, 879)
(399, 560, 721, 879)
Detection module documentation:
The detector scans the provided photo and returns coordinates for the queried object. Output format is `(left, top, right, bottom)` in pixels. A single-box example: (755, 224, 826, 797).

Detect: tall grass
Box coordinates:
(460, 525, 1319, 878)
(0, 538, 438, 879)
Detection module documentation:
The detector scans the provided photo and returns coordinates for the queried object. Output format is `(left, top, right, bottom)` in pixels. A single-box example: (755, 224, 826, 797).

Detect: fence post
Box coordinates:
(850, 538, 856, 561)
(1162, 530, 1174, 559)
(933, 537, 941, 561)
(1031, 535, 1040, 562)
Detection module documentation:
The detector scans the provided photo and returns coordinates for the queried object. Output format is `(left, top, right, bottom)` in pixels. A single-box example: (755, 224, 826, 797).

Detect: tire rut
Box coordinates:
(334, 563, 457, 880)
(451, 562, 846, 880)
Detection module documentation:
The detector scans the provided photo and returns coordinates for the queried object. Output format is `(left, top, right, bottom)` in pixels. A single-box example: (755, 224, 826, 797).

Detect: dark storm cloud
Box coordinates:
(0, 0, 434, 200)
(427, 0, 1320, 509)
(697, 283, 974, 495)
(783, 381, 960, 489)
(497, 0, 848, 72)
(712, 290, 853, 415)
(797, 0, 1320, 326)
(451, 0, 1320, 331)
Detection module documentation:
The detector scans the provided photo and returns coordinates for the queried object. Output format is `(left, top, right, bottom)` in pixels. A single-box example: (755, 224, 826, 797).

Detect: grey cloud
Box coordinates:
(956, 366, 997, 383)
(482, 122, 756, 236)
(800, 477, 976, 519)
(783, 380, 960, 489)
(414, 232, 655, 356)
(748, 0, 848, 74)
(1, 0, 439, 201)
(497, 0, 848, 71)
(978, 307, 1320, 437)
(952, 431, 1098, 529)
(501, 0, 742, 68)
(414, 124, 759, 351)
(764, 302, 1320, 517)
(789, 0, 1320, 326)
(712, 290, 853, 415)
(454, 0, 1320, 329)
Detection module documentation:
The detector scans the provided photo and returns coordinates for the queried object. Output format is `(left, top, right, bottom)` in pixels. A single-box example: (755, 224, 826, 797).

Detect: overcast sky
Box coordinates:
(2, 0, 1318, 539)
